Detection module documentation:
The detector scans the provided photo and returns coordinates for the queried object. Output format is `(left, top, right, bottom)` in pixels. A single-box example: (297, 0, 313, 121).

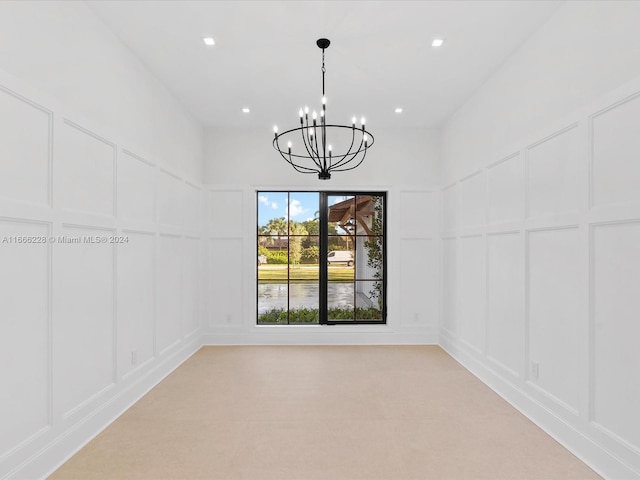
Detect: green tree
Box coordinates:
(288, 221, 307, 266)
(364, 197, 384, 309)
(264, 217, 288, 251)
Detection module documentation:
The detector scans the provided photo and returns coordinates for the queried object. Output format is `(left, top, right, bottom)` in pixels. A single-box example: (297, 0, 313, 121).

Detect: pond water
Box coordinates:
(258, 283, 355, 313)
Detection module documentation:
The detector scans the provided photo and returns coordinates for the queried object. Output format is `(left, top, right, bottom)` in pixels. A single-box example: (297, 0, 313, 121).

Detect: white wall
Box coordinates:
(440, 2, 640, 478)
(203, 126, 441, 344)
(0, 3, 205, 478)
(0, 1, 203, 182)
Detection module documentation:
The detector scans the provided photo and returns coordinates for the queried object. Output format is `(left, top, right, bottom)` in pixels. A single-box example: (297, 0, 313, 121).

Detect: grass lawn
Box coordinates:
(258, 264, 354, 283)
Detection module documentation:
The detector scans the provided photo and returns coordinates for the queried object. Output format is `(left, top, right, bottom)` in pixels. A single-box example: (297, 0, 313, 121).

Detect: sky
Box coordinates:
(257, 192, 350, 227)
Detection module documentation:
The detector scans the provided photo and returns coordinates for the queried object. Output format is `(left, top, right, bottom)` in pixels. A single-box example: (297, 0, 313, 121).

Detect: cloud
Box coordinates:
(287, 199, 306, 218)
(259, 195, 278, 209)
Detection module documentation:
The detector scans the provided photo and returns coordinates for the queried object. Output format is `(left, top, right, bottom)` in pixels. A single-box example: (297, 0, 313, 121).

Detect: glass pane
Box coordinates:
(257, 284, 289, 324)
(327, 281, 354, 321)
(328, 195, 355, 237)
(288, 283, 319, 324)
(290, 235, 319, 281)
(355, 280, 383, 321)
(355, 237, 383, 281)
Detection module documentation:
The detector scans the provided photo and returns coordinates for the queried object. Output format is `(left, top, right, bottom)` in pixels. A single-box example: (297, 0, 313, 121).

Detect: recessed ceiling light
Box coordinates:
(432, 38, 444, 47)
(242, 107, 250, 113)
(395, 108, 403, 114)
(203, 37, 215, 46)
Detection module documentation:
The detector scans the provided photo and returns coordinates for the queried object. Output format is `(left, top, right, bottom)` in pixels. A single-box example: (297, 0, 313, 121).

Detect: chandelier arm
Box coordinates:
(329, 132, 366, 170)
(298, 126, 323, 170)
(276, 146, 320, 174)
(327, 126, 358, 170)
(273, 134, 319, 173)
(330, 144, 369, 172)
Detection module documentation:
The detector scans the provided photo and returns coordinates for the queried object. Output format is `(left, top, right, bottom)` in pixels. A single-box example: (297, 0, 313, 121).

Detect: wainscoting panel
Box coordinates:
(459, 172, 485, 229)
(400, 238, 436, 327)
(526, 125, 581, 218)
(592, 221, 640, 451)
(441, 238, 457, 335)
(487, 153, 523, 224)
(117, 151, 155, 224)
(591, 93, 640, 209)
(527, 227, 581, 414)
(156, 234, 182, 354)
(208, 238, 243, 326)
(53, 225, 115, 418)
(441, 184, 457, 234)
(182, 237, 201, 336)
(56, 121, 115, 216)
(0, 220, 50, 458)
(158, 171, 183, 229)
(183, 183, 202, 232)
(486, 232, 524, 378)
(457, 235, 486, 353)
(0, 86, 51, 207)
(117, 231, 155, 378)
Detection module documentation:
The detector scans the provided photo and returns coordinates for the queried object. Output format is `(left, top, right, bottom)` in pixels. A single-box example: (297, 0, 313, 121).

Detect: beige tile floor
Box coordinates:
(49, 346, 601, 480)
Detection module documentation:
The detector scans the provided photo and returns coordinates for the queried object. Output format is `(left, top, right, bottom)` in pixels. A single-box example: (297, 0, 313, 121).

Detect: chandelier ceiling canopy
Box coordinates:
(272, 38, 375, 180)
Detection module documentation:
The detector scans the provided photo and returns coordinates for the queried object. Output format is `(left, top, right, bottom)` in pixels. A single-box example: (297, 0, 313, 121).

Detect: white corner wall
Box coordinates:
(440, 2, 640, 478)
(203, 127, 441, 345)
(0, 1, 203, 182)
(0, 3, 205, 479)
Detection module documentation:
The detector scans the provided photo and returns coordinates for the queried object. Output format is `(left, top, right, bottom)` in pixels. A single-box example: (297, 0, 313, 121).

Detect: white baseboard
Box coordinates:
(3, 338, 201, 480)
(439, 333, 640, 480)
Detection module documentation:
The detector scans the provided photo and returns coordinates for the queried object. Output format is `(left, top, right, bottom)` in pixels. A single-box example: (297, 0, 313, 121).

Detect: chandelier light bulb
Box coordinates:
(304, 106, 309, 114)
(322, 96, 327, 105)
(287, 141, 292, 149)
(361, 117, 366, 126)
(352, 116, 356, 126)
(328, 145, 332, 151)
(312, 111, 317, 120)
(299, 109, 303, 117)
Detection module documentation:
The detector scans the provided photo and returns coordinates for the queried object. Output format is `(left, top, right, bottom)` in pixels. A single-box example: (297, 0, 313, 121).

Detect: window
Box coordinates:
(257, 191, 386, 325)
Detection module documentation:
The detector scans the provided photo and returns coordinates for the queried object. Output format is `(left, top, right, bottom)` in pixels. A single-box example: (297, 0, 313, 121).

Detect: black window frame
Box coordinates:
(257, 190, 387, 326)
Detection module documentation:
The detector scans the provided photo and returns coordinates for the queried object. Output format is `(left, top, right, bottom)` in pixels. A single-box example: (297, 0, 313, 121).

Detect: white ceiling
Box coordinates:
(87, 0, 563, 129)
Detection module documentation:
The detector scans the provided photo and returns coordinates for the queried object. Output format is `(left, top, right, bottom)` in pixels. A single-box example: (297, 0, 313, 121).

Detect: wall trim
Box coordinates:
(440, 333, 640, 480)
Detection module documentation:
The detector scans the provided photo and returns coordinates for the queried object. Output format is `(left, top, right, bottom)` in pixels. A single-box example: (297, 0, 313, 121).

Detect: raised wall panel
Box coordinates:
(592, 94, 640, 208)
(209, 238, 243, 326)
(117, 151, 155, 223)
(400, 239, 436, 326)
(53, 225, 114, 416)
(0, 88, 50, 207)
(117, 232, 155, 377)
(156, 235, 182, 353)
(209, 190, 243, 237)
(487, 233, 524, 376)
(459, 172, 485, 228)
(158, 171, 183, 228)
(442, 185, 457, 233)
(400, 191, 434, 237)
(592, 222, 640, 450)
(527, 126, 581, 218)
(158, 170, 184, 227)
(528, 228, 581, 413)
(182, 237, 200, 335)
(442, 238, 457, 334)
(458, 236, 486, 352)
(0, 220, 49, 456)
(56, 121, 115, 216)
(487, 154, 523, 224)
(183, 184, 201, 231)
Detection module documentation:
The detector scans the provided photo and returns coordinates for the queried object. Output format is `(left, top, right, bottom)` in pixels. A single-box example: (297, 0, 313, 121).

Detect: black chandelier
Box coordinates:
(272, 38, 375, 180)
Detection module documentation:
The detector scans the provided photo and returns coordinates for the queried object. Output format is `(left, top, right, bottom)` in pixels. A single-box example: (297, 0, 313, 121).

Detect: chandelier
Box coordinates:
(272, 38, 375, 180)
